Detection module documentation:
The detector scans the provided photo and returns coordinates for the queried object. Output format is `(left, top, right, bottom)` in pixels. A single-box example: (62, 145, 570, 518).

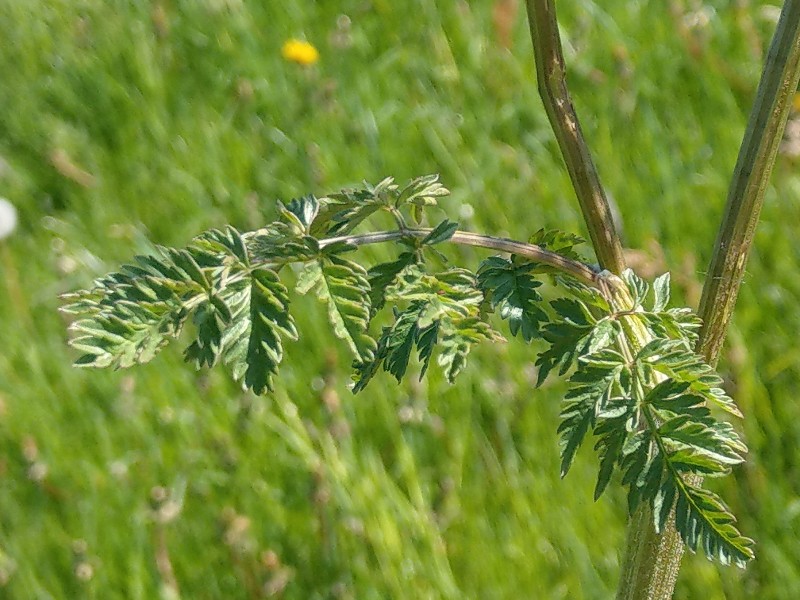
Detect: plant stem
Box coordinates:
(524, 0, 626, 274)
(696, 1, 800, 364)
(616, 2, 800, 599)
(319, 227, 602, 286)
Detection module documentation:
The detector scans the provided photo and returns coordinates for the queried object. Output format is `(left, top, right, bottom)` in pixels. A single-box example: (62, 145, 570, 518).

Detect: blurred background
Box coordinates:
(1, 0, 799, 598)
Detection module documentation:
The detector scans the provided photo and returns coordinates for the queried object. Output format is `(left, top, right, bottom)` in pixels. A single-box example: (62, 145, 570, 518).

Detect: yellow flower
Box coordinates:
(281, 39, 319, 66)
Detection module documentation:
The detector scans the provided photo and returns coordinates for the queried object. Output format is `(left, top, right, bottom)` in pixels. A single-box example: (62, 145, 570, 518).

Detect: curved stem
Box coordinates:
(524, 0, 627, 274)
(319, 227, 602, 286)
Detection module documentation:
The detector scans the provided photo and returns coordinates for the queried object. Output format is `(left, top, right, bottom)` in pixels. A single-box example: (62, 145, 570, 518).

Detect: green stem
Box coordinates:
(524, 0, 626, 274)
(696, 0, 800, 364)
(616, 2, 800, 599)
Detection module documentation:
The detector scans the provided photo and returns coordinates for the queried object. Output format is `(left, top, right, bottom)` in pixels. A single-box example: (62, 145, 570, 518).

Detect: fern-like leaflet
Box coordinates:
(61, 175, 753, 567)
(551, 269, 754, 566)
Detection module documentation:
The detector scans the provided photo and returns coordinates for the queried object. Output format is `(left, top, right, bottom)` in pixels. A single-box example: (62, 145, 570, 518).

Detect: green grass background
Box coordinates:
(1, 0, 799, 597)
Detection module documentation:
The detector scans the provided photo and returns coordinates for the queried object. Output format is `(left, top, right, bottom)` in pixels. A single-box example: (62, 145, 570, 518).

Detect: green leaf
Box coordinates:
(659, 417, 745, 471)
(637, 339, 743, 417)
(640, 308, 702, 345)
(585, 319, 620, 355)
(352, 302, 425, 392)
(354, 266, 499, 389)
(350, 336, 390, 394)
(367, 252, 419, 314)
(622, 268, 649, 308)
(64, 224, 302, 394)
(593, 414, 629, 499)
(535, 298, 597, 385)
(248, 222, 318, 263)
(281, 195, 320, 235)
(241, 269, 298, 393)
(477, 256, 548, 342)
(319, 240, 358, 257)
(652, 272, 671, 312)
(638, 452, 667, 505)
(416, 320, 440, 379)
(673, 482, 754, 567)
(653, 480, 678, 533)
(437, 317, 497, 383)
(164, 248, 209, 289)
(667, 448, 734, 477)
(297, 255, 376, 361)
(644, 380, 712, 422)
(558, 391, 596, 478)
(421, 219, 458, 246)
(322, 177, 395, 235)
(397, 174, 450, 209)
(628, 271, 702, 343)
(190, 226, 250, 266)
(199, 268, 298, 394)
(70, 305, 189, 369)
(620, 430, 652, 513)
(385, 265, 484, 323)
(623, 350, 752, 564)
(383, 308, 421, 381)
(558, 348, 628, 477)
(556, 277, 612, 313)
(184, 298, 227, 368)
(326, 174, 445, 224)
(64, 248, 210, 369)
(528, 228, 588, 264)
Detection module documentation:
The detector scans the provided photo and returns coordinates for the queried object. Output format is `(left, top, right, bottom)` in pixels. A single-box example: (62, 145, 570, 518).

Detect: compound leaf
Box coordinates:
(64, 248, 209, 369)
(477, 256, 548, 342)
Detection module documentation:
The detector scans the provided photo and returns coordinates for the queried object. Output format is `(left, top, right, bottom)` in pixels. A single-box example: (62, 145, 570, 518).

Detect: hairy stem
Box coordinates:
(616, 2, 800, 599)
(524, 0, 626, 274)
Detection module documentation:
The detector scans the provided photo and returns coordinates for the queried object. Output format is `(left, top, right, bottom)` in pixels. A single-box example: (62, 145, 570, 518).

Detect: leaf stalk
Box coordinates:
(319, 227, 603, 288)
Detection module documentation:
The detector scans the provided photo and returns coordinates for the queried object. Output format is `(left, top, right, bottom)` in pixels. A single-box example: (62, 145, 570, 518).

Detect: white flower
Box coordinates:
(0, 198, 17, 239)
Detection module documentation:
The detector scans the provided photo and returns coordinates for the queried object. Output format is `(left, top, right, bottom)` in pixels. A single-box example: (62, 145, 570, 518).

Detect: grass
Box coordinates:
(1, 0, 799, 597)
